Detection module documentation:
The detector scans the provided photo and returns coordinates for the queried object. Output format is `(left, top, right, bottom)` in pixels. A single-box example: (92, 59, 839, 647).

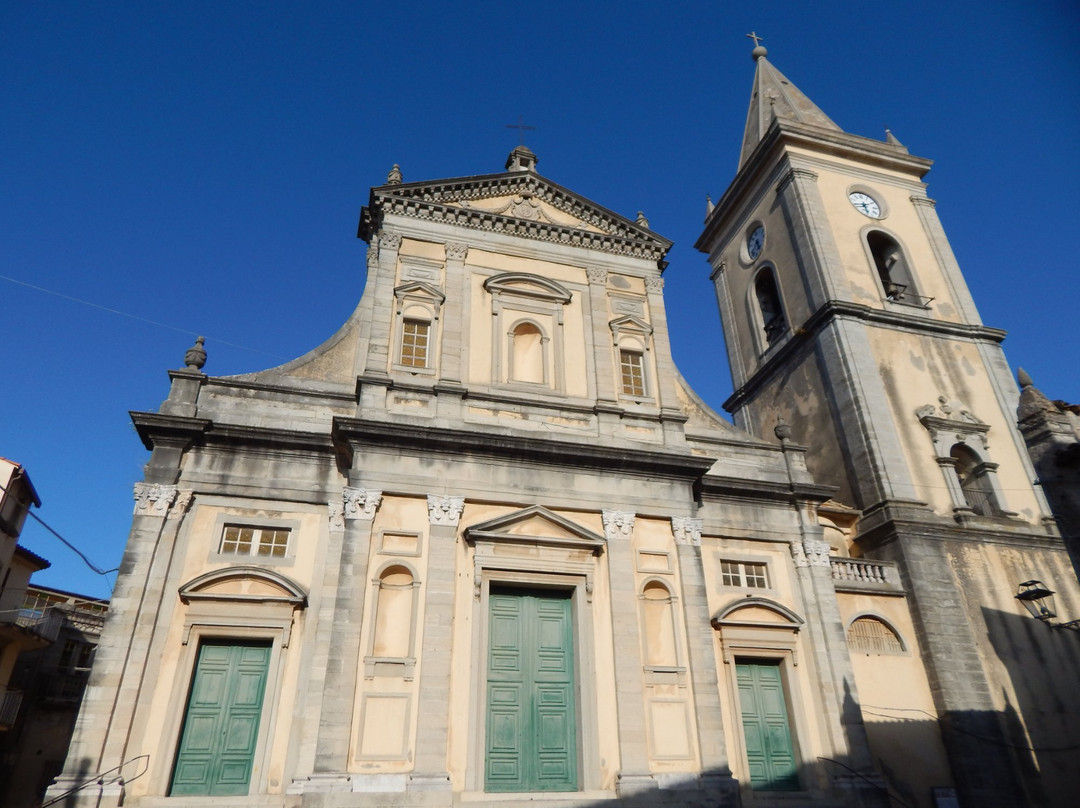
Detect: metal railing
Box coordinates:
(0, 687, 23, 726)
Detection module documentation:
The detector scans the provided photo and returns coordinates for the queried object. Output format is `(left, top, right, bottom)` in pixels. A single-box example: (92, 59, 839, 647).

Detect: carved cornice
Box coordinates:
(361, 173, 671, 263)
(724, 301, 1008, 414)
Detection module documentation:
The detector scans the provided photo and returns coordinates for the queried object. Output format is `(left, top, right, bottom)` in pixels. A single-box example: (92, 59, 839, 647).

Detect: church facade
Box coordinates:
(49, 49, 1080, 808)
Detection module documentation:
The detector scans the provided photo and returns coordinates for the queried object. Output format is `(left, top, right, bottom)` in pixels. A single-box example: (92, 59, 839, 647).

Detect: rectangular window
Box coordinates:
(220, 525, 290, 558)
(620, 350, 646, 396)
(721, 560, 768, 589)
(400, 320, 430, 367)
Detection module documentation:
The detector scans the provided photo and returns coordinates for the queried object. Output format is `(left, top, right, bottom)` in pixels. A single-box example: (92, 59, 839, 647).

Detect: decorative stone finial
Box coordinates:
(885, 128, 904, 147)
(747, 31, 767, 61)
(705, 194, 715, 219)
(386, 164, 403, 185)
(774, 417, 792, 442)
(636, 211, 650, 229)
(505, 145, 538, 172)
(1017, 367, 1034, 388)
(184, 336, 206, 371)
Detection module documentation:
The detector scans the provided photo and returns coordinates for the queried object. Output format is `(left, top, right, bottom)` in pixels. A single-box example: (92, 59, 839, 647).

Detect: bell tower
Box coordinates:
(697, 42, 1068, 808)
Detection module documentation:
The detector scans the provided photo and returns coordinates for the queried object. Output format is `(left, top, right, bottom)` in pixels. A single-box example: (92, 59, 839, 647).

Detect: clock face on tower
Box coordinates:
(849, 191, 882, 218)
(747, 225, 765, 260)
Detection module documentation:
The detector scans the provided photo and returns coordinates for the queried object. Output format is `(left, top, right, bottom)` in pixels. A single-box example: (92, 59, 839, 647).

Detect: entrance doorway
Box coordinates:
(736, 661, 798, 791)
(485, 587, 577, 792)
(170, 640, 271, 796)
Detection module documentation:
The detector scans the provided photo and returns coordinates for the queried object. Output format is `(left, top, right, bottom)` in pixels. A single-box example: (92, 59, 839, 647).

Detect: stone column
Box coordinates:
(671, 518, 739, 802)
(47, 484, 191, 807)
(602, 510, 657, 796)
(308, 488, 382, 781)
(407, 494, 465, 795)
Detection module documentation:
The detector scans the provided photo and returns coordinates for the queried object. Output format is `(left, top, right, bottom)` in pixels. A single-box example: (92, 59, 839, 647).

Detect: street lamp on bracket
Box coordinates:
(1015, 580, 1080, 631)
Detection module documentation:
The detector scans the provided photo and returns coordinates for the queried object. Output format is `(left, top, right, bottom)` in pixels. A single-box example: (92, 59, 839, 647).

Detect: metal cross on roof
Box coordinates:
(746, 31, 764, 48)
(505, 115, 536, 146)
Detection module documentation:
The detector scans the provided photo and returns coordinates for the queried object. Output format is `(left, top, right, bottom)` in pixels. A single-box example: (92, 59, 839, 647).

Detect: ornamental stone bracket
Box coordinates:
(427, 495, 465, 527)
(168, 490, 194, 520)
(345, 487, 383, 521)
(790, 537, 830, 568)
(671, 517, 702, 546)
(602, 510, 636, 541)
(133, 483, 178, 517)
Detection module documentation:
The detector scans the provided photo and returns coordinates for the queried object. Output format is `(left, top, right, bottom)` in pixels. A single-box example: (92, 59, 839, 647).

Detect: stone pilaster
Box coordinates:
(602, 510, 657, 796)
(407, 495, 465, 795)
(438, 242, 468, 386)
(671, 518, 740, 802)
(310, 488, 381, 775)
(363, 231, 402, 377)
(48, 484, 191, 807)
(774, 166, 851, 311)
(909, 196, 982, 324)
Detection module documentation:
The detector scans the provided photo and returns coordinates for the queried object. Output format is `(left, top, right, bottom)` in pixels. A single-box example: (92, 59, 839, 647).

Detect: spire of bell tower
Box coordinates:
(739, 37, 842, 169)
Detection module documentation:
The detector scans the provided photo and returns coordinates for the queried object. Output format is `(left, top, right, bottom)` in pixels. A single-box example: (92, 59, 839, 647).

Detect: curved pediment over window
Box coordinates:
(483, 273, 572, 304)
(711, 597, 803, 631)
(179, 565, 307, 608)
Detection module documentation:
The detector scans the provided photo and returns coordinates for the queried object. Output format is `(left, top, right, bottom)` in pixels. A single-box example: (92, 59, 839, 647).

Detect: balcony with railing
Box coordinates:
(831, 557, 904, 594)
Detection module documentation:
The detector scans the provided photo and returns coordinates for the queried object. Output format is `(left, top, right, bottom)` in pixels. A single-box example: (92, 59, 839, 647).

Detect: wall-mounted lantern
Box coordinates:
(1016, 580, 1080, 631)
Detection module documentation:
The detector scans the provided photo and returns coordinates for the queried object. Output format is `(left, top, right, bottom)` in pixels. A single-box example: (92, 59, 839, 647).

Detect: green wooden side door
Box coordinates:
(736, 662, 799, 791)
(171, 641, 271, 796)
(485, 588, 577, 792)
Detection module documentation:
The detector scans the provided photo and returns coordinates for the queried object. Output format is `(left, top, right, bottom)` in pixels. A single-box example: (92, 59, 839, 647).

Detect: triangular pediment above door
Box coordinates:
(464, 505, 605, 554)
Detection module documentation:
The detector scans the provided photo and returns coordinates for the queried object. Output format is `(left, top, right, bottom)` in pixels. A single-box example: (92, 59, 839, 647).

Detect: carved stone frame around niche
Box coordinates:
(916, 400, 1015, 520)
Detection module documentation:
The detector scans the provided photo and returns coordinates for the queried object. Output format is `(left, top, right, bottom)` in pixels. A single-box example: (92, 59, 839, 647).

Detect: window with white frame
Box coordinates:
(620, 349, 647, 396)
(721, 560, 769, 589)
(400, 318, 431, 367)
(219, 525, 290, 559)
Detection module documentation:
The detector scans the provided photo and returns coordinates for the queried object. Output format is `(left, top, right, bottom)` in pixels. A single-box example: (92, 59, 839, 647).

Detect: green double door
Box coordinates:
(736, 662, 799, 791)
(485, 588, 577, 792)
(171, 641, 271, 796)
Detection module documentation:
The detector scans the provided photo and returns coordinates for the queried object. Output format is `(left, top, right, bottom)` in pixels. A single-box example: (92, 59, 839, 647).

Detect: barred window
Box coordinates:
(847, 616, 904, 654)
(219, 525, 290, 558)
(721, 560, 769, 589)
(620, 350, 646, 396)
(400, 319, 431, 367)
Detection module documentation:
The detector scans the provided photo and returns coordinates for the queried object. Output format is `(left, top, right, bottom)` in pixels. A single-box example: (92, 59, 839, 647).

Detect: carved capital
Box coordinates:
(428, 495, 465, 527)
(644, 276, 664, 293)
(133, 483, 178, 517)
(379, 232, 402, 251)
(671, 517, 702, 546)
(602, 510, 635, 541)
(344, 487, 382, 521)
(327, 501, 344, 530)
(909, 195, 937, 208)
(444, 242, 468, 261)
(794, 537, 831, 568)
(168, 490, 194, 520)
(586, 268, 607, 284)
(366, 242, 379, 268)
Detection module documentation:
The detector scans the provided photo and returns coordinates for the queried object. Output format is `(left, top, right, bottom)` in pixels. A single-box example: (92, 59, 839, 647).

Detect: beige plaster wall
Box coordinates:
(838, 593, 952, 807)
(868, 327, 1043, 522)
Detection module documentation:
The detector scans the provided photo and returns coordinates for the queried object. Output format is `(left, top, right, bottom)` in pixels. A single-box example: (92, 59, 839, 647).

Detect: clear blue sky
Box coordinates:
(3, 1, 1078, 598)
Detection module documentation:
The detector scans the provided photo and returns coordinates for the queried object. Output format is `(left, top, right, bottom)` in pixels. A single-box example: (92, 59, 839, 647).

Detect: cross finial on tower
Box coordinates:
(505, 115, 537, 146)
(746, 31, 768, 61)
